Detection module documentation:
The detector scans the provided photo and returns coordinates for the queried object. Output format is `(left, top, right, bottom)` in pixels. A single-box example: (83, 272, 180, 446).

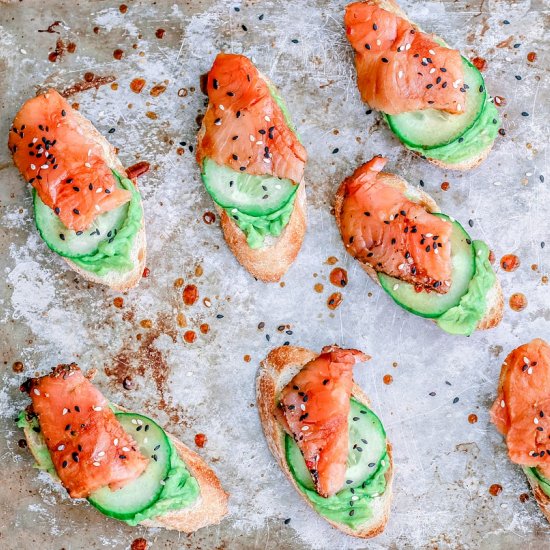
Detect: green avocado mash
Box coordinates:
(227, 194, 296, 249)
(123, 437, 200, 526)
(291, 449, 389, 529)
(409, 99, 500, 165)
(436, 240, 496, 336)
(71, 170, 143, 276)
(266, 82, 301, 142)
(17, 410, 199, 524)
(524, 466, 550, 498)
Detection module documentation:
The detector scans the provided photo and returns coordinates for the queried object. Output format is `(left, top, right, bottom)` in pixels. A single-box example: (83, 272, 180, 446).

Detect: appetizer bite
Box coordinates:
(334, 156, 503, 335)
(18, 364, 228, 531)
(344, 1, 500, 169)
(491, 339, 550, 522)
(197, 53, 307, 282)
(8, 89, 146, 291)
(257, 345, 393, 538)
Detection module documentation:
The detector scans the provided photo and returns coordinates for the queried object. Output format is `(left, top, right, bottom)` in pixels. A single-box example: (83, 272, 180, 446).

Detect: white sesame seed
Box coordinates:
(389, 214, 394, 221)
(457, 104, 462, 111)
(219, 105, 225, 110)
(256, 141, 263, 145)
(430, 68, 436, 74)
(160, 480, 166, 485)
(95, 205, 101, 211)
(87, 149, 92, 156)
(204, 298, 212, 307)
(526, 172, 532, 177)
(33, 388, 40, 395)
(425, 233, 433, 237)
(422, 58, 427, 63)
(528, 367, 533, 375)
(30, 164, 36, 170)
(93, 462, 100, 467)
(434, 248, 439, 254)
(85, 162, 91, 168)
(143, 438, 148, 444)
(534, 418, 539, 424)
(300, 404, 306, 411)
(523, 356, 530, 364)
(41, 164, 49, 169)
(113, 438, 119, 446)
(92, 406, 102, 411)
(137, 419, 143, 425)
(429, 49, 435, 55)
(301, 426, 309, 431)
(398, 70, 404, 78)
(275, 184, 281, 189)
(21, 49, 27, 54)
(263, 157, 271, 163)
(96, 187, 103, 193)
(381, 460, 385, 466)
(264, 116, 270, 122)
(249, 135, 255, 141)
(62, 408, 69, 415)
(97, 451, 106, 457)
(122, 447, 130, 452)
(393, 284, 399, 291)
(501, 400, 505, 408)
(493, 181, 502, 186)
(377, 39, 382, 46)
(351, 495, 359, 501)
(405, 43, 410, 50)
(57, 445, 65, 451)
(398, 263, 405, 270)
(32, 138, 37, 143)
(214, 120, 221, 126)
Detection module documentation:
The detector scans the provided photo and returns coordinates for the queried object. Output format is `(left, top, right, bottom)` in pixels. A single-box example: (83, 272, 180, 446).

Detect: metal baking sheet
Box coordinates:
(0, 1, 548, 548)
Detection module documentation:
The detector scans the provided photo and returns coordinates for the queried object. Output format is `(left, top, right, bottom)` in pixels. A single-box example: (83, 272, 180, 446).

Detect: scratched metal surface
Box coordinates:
(0, 0, 548, 548)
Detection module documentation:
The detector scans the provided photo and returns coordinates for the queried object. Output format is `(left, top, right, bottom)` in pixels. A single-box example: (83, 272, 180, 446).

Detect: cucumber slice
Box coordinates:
(34, 191, 129, 259)
(386, 58, 486, 149)
(201, 157, 298, 217)
(285, 399, 387, 491)
(378, 214, 475, 318)
(88, 413, 171, 521)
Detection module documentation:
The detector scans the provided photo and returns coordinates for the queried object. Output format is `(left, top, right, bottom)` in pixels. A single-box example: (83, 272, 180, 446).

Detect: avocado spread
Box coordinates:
(71, 170, 143, 276)
(408, 99, 500, 165)
(226, 195, 297, 249)
(17, 411, 199, 524)
(292, 449, 389, 529)
(524, 466, 550, 498)
(436, 240, 496, 336)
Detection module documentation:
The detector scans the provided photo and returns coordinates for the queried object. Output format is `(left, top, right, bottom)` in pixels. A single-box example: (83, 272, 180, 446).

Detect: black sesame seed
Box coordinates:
(521, 112, 529, 117)
(216, 314, 224, 319)
(368, 462, 375, 468)
(291, 39, 299, 44)
(284, 518, 291, 524)
(365, 43, 371, 50)
(241, 24, 247, 32)
(429, 392, 436, 396)
(62, 460, 68, 468)
(332, 148, 339, 154)
(453, 397, 459, 404)
(236, 111, 241, 118)
(61, 110, 66, 116)
(73, 208, 80, 215)
(468, 219, 474, 227)
(75, 406, 80, 412)
(515, 75, 522, 80)
(259, 14, 264, 20)
(54, 207, 60, 214)
(59, 233, 65, 241)
(108, 128, 116, 134)
(381, 57, 389, 63)
(213, 79, 219, 89)
(226, 91, 234, 97)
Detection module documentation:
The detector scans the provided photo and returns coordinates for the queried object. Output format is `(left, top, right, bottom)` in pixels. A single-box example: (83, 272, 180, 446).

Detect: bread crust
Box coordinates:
(21, 407, 228, 533)
(256, 345, 394, 539)
(333, 169, 503, 332)
(525, 474, 550, 523)
(352, 0, 496, 170)
(197, 72, 306, 282)
(47, 91, 146, 291)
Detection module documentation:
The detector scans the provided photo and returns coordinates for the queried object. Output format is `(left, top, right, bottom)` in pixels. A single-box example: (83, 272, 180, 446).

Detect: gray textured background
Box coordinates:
(0, 0, 548, 548)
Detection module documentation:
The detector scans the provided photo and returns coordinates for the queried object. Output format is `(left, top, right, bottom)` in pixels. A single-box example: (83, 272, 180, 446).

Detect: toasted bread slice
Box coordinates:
(334, 169, 503, 332)
(352, 0, 497, 171)
(197, 71, 306, 283)
(21, 407, 228, 533)
(256, 345, 394, 539)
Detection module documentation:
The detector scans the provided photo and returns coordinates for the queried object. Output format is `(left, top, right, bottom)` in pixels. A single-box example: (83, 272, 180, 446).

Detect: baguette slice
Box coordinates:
(256, 345, 394, 538)
(21, 405, 228, 532)
(197, 69, 306, 283)
(334, 168, 503, 332)
(348, 0, 497, 171)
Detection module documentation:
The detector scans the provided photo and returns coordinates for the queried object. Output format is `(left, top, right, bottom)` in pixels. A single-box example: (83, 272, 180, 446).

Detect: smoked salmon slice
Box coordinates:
(21, 364, 148, 499)
(345, 1, 465, 115)
(339, 156, 453, 293)
(278, 346, 369, 497)
(491, 339, 550, 478)
(9, 89, 131, 232)
(196, 53, 307, 184)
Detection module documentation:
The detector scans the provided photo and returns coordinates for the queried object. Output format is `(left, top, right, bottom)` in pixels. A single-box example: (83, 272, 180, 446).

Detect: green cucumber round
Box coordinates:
(285, 399, 387, 492)
(201, 157, 298, 217)
(378, 214, 475, 318)
(88, 413, 171, 521)
(33, 190, 129, 259)
(386, 58, 486, 149)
